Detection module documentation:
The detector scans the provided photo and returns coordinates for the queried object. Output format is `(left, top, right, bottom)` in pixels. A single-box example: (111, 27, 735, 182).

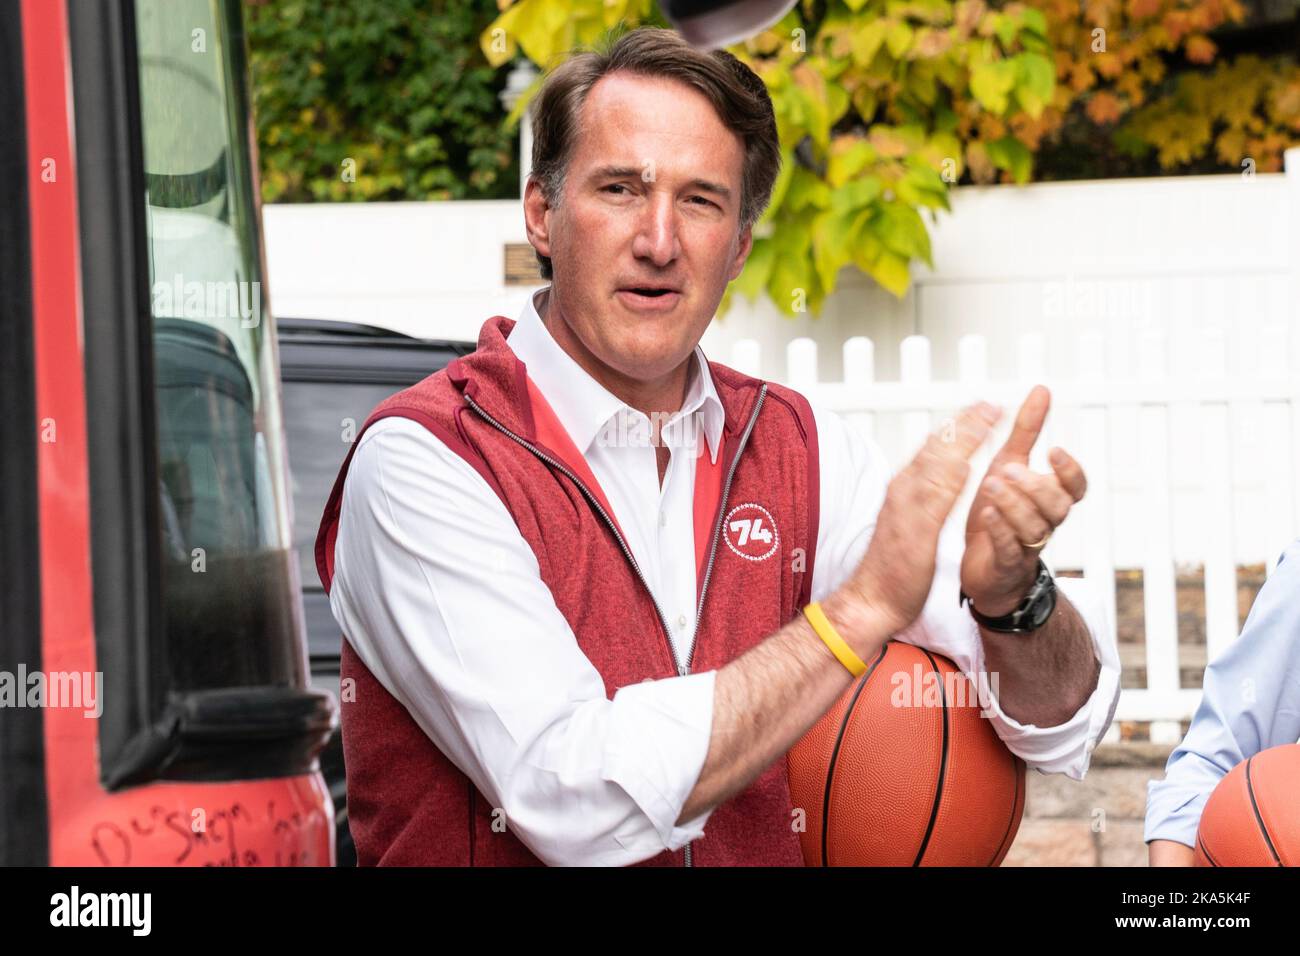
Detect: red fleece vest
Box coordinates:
(316, 315, 821, 866)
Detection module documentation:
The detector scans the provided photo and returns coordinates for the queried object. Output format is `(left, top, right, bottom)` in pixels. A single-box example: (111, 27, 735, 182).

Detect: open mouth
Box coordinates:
(617, 287, 682, 311)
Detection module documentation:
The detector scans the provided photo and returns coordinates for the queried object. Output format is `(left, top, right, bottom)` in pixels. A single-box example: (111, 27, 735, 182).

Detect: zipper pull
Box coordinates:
(677, 663, 688, 677)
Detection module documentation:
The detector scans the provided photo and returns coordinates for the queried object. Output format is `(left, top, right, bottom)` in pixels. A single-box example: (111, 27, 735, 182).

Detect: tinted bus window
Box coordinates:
(137, 0, 304, 691)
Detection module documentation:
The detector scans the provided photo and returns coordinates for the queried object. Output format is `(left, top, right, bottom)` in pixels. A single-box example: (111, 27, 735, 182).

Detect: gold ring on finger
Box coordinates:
(1023, 531, 1051, 550)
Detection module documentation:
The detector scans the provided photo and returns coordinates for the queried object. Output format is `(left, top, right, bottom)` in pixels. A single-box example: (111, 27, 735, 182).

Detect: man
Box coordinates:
(316, 26, 1121, 866)
(1146, 538, 1300, 866)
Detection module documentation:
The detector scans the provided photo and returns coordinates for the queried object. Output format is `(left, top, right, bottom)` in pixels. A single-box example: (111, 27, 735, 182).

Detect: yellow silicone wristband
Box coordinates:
(802, 601, 868, 677)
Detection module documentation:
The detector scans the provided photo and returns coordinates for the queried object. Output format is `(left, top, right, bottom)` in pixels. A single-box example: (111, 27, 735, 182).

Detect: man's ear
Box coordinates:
(523, 176, 554, 263)
(727, 222, 754, 283)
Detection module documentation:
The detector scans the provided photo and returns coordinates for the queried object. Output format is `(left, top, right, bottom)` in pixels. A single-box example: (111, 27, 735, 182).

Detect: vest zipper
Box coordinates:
(464, 392, 681, 667)
(687, 383, 767, 674)
(678, 383, 766, 868)
(463, 384, 768, 867)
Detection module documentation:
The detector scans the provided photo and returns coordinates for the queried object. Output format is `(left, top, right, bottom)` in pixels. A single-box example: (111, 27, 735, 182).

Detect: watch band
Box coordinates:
(960, 558, 1057, 634)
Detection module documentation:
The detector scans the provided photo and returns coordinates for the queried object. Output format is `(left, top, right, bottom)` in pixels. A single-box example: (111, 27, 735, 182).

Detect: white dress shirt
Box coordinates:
(328, 285, 1122, 866)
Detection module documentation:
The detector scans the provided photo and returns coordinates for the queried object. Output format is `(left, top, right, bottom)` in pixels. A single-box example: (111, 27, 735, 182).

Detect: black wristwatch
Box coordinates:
(960, 558, 1057, 634)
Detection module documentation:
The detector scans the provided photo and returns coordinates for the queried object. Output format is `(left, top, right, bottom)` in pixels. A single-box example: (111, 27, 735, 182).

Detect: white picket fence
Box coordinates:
(730, 328, 1300, 744)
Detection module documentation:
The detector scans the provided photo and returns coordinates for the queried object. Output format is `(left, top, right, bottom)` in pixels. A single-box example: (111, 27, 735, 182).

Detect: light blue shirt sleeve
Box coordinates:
(1144, 538, 1300, 847)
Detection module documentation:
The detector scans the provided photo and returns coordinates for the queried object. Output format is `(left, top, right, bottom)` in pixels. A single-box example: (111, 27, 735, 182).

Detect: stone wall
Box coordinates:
(1004, 740, 1182, 866)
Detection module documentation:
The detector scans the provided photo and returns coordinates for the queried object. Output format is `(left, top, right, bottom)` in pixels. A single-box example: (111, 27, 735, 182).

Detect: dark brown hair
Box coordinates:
(528, 26, 781, 280)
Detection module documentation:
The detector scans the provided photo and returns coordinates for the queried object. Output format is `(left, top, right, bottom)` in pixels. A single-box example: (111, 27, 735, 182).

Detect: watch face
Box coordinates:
(964, 560, 1056, 632)
(1024, 572, 1057, 631)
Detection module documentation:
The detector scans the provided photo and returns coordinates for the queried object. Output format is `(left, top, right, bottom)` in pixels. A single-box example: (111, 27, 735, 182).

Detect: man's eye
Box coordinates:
(604, 184, 630, 195)
(689, 196, 716, 208)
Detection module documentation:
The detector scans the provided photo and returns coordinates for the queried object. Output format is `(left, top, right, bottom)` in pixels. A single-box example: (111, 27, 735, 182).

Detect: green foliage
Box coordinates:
(246, 0, 519, 202)
(1119, 55, 1300, 173)
(480, 0, 659, 70)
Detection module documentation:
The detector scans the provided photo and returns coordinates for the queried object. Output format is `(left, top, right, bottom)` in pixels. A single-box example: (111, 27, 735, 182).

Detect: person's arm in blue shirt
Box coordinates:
(1145, 538, 1300, 865)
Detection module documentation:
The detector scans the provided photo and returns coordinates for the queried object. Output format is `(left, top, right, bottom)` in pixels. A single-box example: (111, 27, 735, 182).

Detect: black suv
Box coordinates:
(278, 317, 474, 865)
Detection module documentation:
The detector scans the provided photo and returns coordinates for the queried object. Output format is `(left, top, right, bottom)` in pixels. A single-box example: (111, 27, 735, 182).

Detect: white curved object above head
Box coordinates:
(659, 0, 800, 50)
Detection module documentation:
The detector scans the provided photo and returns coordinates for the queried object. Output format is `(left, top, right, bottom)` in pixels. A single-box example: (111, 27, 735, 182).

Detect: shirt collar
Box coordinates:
(505, 286, 724, 464)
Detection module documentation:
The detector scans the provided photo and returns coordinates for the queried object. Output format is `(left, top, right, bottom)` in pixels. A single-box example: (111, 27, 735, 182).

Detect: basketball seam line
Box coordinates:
(914, 649, 949, 867)
(820, 642, 889, 867)
(1244, 756, 1284, 867)
(1197, 834, 1221, 867)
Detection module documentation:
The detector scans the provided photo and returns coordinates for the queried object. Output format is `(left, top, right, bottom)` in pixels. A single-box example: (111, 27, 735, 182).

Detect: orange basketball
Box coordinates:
(788, 640, 1025, 866)
(1194, 743, 1300, 866)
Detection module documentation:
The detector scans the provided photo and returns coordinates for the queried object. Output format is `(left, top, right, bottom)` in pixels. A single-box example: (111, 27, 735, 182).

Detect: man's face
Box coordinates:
(524, 71, 752, 388)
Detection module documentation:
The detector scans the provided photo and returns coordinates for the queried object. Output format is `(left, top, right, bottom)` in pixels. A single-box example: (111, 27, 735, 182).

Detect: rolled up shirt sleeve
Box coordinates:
(1144, 538, 1300, 848)
(328, 416, 716, 866)
(808, 399, 1121, 780)
(903, 542, 1122, 780)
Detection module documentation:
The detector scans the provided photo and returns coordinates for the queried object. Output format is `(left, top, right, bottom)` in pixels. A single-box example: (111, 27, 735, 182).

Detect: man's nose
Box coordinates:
(630, 192, 681, 267)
